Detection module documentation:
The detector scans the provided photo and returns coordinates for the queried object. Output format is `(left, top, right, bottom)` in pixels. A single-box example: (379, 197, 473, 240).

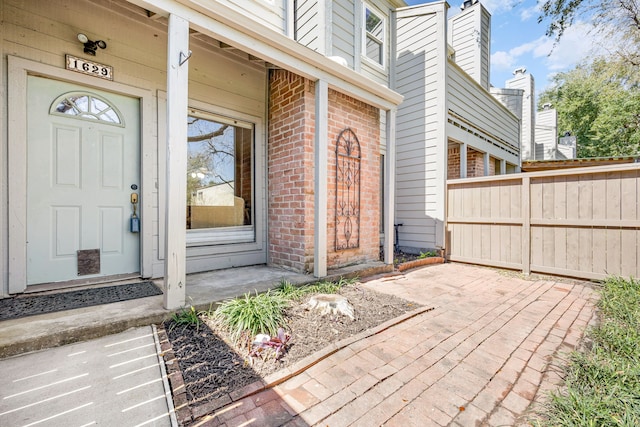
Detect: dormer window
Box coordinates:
(363, 4, 385, 67)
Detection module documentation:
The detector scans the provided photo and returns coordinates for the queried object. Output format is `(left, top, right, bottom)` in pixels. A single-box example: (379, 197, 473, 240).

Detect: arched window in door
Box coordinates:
(49, 92, 124, 126)
(335, 128, 361, 250)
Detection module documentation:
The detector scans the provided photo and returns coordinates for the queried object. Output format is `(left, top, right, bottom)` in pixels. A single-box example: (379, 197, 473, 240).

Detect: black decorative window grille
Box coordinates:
(335, 128, 361, 250)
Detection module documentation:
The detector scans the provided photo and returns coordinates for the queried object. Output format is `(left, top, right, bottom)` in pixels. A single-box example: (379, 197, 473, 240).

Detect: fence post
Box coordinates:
(521, 175, 531, 275)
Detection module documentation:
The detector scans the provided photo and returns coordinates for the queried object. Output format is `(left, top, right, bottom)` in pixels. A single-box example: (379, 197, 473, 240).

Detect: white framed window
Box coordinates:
(362, 3, 385, 67)
(50, 91, 124, 126)
(186, 109, 255, 246)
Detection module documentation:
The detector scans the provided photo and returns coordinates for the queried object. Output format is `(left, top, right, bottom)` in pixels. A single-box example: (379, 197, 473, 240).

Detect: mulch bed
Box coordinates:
(159, 283, 423, 425)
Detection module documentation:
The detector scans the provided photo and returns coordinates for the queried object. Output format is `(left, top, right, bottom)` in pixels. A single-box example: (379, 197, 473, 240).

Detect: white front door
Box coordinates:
(26, 76, 141, 285)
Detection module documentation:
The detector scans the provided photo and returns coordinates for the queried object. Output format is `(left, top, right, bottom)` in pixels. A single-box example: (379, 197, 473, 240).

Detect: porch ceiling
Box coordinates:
(127, 0, 404, 110)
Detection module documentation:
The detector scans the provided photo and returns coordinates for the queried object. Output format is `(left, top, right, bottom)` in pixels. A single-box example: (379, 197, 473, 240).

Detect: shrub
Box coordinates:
(213, 290, 288, 344)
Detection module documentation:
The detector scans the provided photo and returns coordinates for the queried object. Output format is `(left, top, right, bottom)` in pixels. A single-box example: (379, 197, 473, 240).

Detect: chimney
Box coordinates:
(461, 0, 478, 10)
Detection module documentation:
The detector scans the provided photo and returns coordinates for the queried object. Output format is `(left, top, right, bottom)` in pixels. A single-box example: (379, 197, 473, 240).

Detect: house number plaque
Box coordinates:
(65, 54, 113, 81)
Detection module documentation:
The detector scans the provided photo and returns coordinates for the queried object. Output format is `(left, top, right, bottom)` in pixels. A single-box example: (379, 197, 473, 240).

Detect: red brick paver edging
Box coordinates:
(157, 305, 435, 426)
(397, 257, 445, 272)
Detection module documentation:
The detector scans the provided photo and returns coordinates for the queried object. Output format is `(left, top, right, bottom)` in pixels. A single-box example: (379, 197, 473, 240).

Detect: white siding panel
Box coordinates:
(395, 7, 447, 251)
(332, 0, 355, 67)
(220, 0, 286, 34)
(3, 0, 267, 281)
(296, 0, 320, 51)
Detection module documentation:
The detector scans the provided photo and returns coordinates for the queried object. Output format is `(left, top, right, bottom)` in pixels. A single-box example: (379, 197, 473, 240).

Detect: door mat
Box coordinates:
(0, 281, 163, 321)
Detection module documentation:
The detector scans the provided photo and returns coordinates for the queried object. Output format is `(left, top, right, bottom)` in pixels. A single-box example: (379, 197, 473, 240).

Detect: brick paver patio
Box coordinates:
(195, 263, 597, 426)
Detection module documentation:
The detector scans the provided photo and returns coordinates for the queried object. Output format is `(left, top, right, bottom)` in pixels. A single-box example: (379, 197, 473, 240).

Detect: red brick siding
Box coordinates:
(268, 70, 315, 271)
(448, 146, 461, 179)
(448, 145, 492, 178)
(467, 147, 485, 177)
(268, 70, 381, 272)
(327, 90, 380, 268)
(488, 156, 497, 176)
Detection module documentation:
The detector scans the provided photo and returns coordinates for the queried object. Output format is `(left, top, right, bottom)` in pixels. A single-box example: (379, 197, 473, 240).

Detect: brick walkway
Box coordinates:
(195, 263, 597, 427)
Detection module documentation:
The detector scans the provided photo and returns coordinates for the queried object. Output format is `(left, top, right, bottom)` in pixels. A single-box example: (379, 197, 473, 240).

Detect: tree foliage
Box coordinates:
(538, 59, 640, 157)
(538, 0, 640, 66)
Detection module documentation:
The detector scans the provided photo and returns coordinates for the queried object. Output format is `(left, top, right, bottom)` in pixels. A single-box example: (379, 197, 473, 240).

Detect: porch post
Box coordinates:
(460, 143, 467, 178)
(500, 159, 506, 175)
(483, 152, 490, 176)
(384, 108, 397, 265)
(314, 79, 328, 277)
(163, 14, 189, 309)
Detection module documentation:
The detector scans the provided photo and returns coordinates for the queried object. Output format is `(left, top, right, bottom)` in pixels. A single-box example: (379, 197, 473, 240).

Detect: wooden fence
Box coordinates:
(446, 163, 640, 280)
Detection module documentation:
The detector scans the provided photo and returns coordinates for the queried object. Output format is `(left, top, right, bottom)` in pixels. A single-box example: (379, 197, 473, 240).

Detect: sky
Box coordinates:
(404, 0, 604, 98)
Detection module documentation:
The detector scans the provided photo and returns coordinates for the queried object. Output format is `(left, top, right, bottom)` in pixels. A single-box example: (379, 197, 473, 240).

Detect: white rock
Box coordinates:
(253, 333, 270, 346)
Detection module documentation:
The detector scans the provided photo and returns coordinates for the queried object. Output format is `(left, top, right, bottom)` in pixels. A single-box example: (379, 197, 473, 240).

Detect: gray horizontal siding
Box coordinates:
(394, 5, 448, 251)
(447, 63, 519, 148)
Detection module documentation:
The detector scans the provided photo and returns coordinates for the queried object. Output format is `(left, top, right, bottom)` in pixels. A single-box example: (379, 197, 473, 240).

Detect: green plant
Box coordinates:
(274, 279, 304, 299)
(534, 276, 640, 426)
(170, 305, 202, 331)
(418, 250, 437, 259)
(302, 276, 355, 295)
(213, 290, 288, 344)
(274, 277, 356, 300)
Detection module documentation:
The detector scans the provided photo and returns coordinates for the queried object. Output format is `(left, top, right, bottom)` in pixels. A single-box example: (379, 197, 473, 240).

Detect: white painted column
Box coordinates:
(483, 152, 490, 176)
(314, 79, 328, 277)
(500, 159, 506, 175)
(384, 108, 397, 265)
(163, 14, 189, 309)
(460, 143, 467, 178)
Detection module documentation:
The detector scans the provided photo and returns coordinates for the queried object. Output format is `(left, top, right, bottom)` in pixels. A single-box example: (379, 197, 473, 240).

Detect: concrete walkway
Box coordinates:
(0, 326, 175, 427)
(196, 263, 598, 426)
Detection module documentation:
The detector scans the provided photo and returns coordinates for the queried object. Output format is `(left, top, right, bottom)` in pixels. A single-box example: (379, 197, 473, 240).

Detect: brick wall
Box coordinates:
(268, 69, 381, 273)
(448, 145, 495, 178)
(467, 147, 485, 177)
(327, 90, 380, 268)
(448, 146, 461, 179)
(268, 70, 315, 271)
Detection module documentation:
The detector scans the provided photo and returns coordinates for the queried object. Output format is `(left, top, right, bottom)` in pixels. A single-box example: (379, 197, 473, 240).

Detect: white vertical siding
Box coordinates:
(447, 64, 520, 151)
(490, 87, 524, 119)
(535, 108, 558, 160)
(332, 0, 356, 67)
(448, 11, 475, 72)
(0, 1, 6, 295)
(1, 0, 267, 290)
(505, 71, 535, 160)
(394, 4, 448, 250)
(295, 0, 320, 51)
(447, 3, 490, 90)
(479, 7, 490, 89)
(219, 0, 287, 35)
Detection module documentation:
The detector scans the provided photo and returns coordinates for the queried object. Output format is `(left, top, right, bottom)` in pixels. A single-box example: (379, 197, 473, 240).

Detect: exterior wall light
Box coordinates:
(77, 33, 107, 56)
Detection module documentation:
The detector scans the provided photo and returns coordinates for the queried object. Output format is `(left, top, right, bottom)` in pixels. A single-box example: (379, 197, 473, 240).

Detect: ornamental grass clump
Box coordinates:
(170, 305, 203, 331)
(534, 276, 640, 426)
(274, 276, 356, 300)
(212, 290, 288, 344)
